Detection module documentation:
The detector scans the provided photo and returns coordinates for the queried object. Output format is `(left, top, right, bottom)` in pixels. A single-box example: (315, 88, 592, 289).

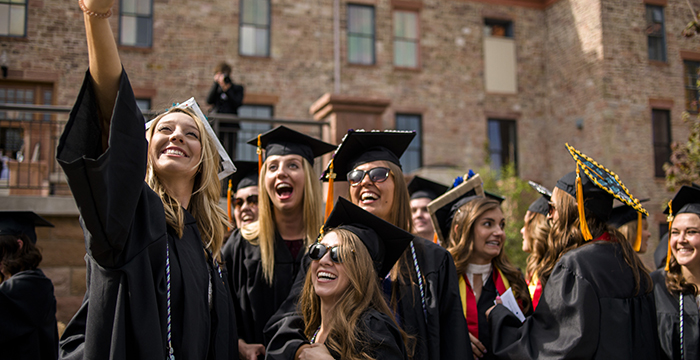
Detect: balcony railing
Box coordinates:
(0, 103, 327, 196)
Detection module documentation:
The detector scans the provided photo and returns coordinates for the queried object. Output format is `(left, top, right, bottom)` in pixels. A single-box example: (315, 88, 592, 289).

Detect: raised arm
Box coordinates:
(81, 0, 122, 149)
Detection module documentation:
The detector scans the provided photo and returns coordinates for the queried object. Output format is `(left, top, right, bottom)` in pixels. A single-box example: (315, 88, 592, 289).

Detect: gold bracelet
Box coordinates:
(79, 0, 112, 18)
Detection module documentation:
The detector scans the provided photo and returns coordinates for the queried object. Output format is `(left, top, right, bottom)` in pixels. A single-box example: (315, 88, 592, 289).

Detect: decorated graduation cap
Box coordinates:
(226, 161, 259, 228)
(145, 97, 236, 180)
(528, 181, 552, 216)
(408, 176, 449, 201)
(559, 143, 647, 241)
(608, 199, 650, 252)
(427, 172, 485, 244)
(0, 211, 54, 244)
(663, 185, 700, 270)
(246, 125, 336, 174)
(321, 129, 416, 219)
(320, 197, 415, 279)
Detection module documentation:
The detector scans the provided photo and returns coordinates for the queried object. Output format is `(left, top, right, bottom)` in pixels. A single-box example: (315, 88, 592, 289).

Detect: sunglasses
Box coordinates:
(234, 195, 258, 208)
(347, 167, 391, 187)
(308, 242, 344, 263)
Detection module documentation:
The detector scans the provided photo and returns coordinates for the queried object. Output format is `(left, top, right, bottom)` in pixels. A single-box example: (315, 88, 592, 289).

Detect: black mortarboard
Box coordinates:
(321, 197, 415, 279)
(408, 176, 448, 201)
(527, 181, 552, 215)
(0, 211, 54, 244)
(427, 174, 485, 244)
(608, 199, 650, 228)
(246, 125, 336, 167)
(230, 161, 258, 191)
(528, 180, 552, 200)
(663, 185, 700, 270)
(561, 143, 647, 241)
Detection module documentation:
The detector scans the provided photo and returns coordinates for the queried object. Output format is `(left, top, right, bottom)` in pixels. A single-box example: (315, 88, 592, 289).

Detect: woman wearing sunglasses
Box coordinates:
(487, 145, 658, 359)
(224, 126, 335, 360)
(297, 197, 412, 360)
(265, 130, 471, 360)
(652, 185, 700, 360)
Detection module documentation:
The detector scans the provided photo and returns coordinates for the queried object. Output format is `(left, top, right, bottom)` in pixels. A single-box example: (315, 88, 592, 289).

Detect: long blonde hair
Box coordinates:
(256, 157, 323, 284)
(145, 107, 229, 260)
(446, 197, 531, 313)
(300, 228, 412, 360)
(523, 211, 551, 282)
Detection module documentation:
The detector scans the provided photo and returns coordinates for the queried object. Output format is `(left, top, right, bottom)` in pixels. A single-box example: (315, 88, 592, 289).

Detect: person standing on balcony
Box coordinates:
(207, 62, 244, 161)
(56, 0, 238, 358)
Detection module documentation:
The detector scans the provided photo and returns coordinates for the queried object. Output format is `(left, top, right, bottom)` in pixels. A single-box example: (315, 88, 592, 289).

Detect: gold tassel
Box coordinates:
(227, 179, 233, 231)
(324, 160, 335, 220)
(665, 199, 673, 272)
(576, 169, 593, 241)
(633, 212, 642, 252)
(433, 233, 439, 244)
(257, 134, 263, 175)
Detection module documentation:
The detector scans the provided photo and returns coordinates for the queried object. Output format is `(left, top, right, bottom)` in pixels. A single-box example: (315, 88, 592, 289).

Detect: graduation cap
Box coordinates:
(608, 199, 650, 252)
(320, 197, 415, 279)
(663, 185, 700, 270)
(408, 176, 448, 201)
(0, 211, 54, 244)
(560, 143, 647, 241)
(527, 181, 552, 216)
(226, 161, 259, 228)
(145, 97, 236, 180)
(246, 125, 336, 173)
(427, 173, 485, 244)
(321, 129, 415, 218)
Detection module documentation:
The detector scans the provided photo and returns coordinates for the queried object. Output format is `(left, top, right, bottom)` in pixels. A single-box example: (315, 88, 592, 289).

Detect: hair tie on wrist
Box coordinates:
(79, 0, 112, 18)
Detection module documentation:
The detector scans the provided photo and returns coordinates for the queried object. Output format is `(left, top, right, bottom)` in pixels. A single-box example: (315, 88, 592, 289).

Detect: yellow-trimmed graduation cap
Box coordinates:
(246, 125, 336, 172)
(0, 211, 54, 244)
(320, 197, 415, 279)
(321, 129, 416, 219)
(663, 185, 700, 270)
(427, 173, 485, 244)
(560, 143, 647, 241)
(408, 176, 449, 201)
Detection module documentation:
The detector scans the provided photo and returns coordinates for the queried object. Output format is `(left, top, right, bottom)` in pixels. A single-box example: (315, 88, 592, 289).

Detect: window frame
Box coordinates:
(487, 118, 518, 174)
(0, 0, 27, 38)
(395, 113, 422, 173)
(118, 0, 154, 48)
(684, 60, 700, 113)
(646, 4, 667, 62)
(393, 9, 419, 69)
(484, 18, 514, 38)
(347, 3, 376, 65)
(238, 0, 271, 57)
(651, 108, 671, 178)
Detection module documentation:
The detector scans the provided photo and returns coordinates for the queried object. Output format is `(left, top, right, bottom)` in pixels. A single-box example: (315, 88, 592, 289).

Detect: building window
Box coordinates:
(0, 0, 26, 37)
(684, 60, 700, 113)
(484, 19, 513, 38)
(120, 0, 152, 47)
(652, 109, 671, 178)
(0, 82, 54, 161)
(395, 114, 422, 173)
(393, 10, 418, 68)
(234, 105, 273, 162)
(239, 0, 270, 57)
(347, 4, 375, 65)
(483, 19, 516, 94)
(646, 5, 666, 62)
(487, 119, 517, 173)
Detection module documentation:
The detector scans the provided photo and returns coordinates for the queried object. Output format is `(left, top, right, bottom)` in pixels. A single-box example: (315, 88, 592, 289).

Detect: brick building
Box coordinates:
(1, 0, 699, 322)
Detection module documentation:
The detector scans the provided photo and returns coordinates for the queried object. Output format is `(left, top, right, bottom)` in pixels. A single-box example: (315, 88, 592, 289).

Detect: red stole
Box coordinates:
(460, 268, 508, 339)
(528, 277, 542, 311)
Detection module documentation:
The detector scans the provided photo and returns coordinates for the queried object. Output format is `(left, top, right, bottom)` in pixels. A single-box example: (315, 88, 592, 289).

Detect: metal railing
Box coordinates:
(0, 103, 327, 196)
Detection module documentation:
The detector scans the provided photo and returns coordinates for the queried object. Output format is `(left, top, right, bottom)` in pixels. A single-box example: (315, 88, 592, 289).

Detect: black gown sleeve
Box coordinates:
(488, 260, 599, 359)
(358, 310, 408, 360)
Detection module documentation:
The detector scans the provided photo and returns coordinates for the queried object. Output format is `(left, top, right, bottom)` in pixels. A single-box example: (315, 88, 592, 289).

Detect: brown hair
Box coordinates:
(446, 197, 532, 313)
(300, 228, 412, 360)
(538, 188, 651, 294)
(213, 62, 231, 75)
(0, 234, 42, 282)
(523, 210, 551, 282)
(665, 213, 700, 296)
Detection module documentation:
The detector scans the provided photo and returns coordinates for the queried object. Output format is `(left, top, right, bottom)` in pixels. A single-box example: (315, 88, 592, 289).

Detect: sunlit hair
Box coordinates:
(145, 107, 230, 260)
(300, 228, 412, 360)
(538, 188, 651, 294)
(665, 213, 700, 296)
(256, 156, 323, 284)
(446, 197, 531, 313)
(617, 218, 647, 254)
(0, 234, 42, 282)
(346, 161, 415, 309)
(523, 211, 551, 282)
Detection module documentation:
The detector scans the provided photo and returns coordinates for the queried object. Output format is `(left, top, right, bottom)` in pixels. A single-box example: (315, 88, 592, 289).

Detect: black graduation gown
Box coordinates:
(0, 269, 58, 360)
(488, 241, 659, 359)
(651, 269, 700, 360)
(322, 309, 408, 360)
(264, 238, 471, 360)
(56, 70, 237, 360)
(221, 229, 304, 349)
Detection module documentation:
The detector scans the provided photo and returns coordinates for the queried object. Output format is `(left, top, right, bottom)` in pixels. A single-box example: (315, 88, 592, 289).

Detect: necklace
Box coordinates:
(310, 326, 321, 344)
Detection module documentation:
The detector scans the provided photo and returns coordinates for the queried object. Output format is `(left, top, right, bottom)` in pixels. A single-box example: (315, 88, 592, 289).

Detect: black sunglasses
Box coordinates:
(308, 242, 344, 263)
(347, 167, 391, 187)
(234, 195, 258, 208)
